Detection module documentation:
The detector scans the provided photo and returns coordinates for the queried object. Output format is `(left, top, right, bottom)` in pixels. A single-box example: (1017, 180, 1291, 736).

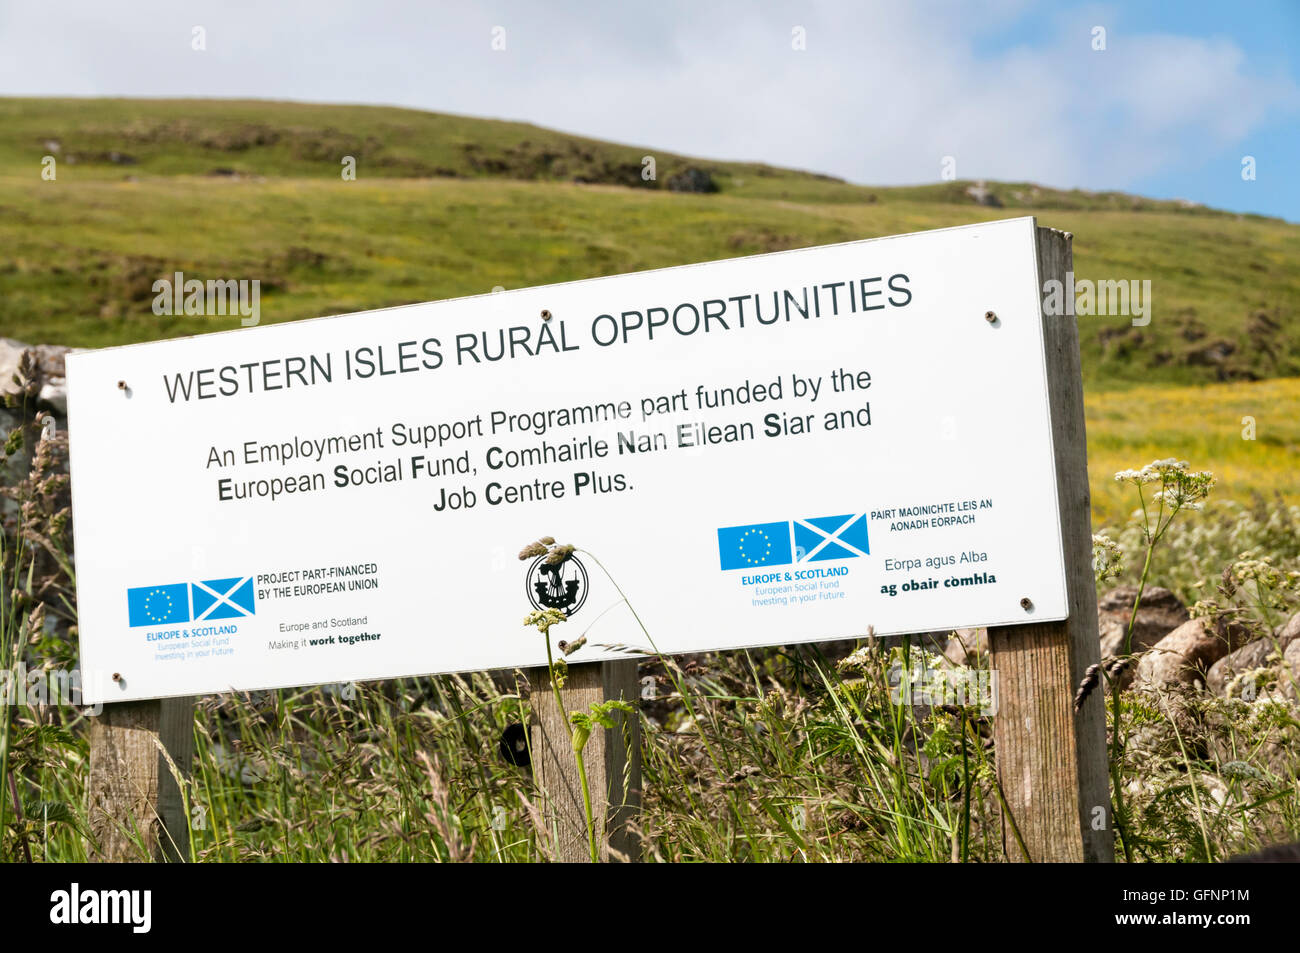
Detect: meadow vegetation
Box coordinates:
(2, 99, 1297, 385)
(0, 99, 1297, 861)
(3, 99, 1296, 521)
(4, 497, 1297, 861)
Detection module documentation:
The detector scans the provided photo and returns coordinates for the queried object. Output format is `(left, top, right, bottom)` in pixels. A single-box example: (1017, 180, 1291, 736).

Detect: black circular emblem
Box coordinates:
(499, 722, 530, 768)
(525, 552, 589, 616)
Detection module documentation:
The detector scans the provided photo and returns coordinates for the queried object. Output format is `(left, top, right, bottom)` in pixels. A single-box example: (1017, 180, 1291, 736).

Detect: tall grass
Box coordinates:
(1, 381, 1297, 860)
(5, 628, 1298, 862)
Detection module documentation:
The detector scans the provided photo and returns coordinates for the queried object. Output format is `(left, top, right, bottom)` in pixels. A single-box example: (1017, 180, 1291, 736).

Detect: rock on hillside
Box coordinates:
(1285, 640, 1300, 703)
(0, 338, 71, 415)
(1207, 612, 1300, 696)
(943, 627, 988, 666)
(1137, 617, 1253, 689)
(1097, 585, 1189, 657)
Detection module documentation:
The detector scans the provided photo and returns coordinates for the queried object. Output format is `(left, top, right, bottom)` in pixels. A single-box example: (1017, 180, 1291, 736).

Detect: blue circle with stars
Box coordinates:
(737, 528, 773, 566)
(143, 588, 175, 624)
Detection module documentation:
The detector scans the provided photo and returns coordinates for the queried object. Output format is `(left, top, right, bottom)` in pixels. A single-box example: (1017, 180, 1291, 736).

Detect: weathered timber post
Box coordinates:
(529, 660, 640, 862)
(987, 225, 1113, 862)
(88, 696, 195, 861)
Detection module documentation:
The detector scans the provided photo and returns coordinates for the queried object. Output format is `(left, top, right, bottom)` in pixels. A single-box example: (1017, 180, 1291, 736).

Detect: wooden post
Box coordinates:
(529, 660, 640, 862)
(88, 696, 195, 861)
(987, 225, 1113, 862)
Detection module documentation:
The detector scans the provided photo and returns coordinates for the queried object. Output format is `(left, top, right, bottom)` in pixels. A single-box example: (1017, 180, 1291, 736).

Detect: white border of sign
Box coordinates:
(67, 216, 1069, 703)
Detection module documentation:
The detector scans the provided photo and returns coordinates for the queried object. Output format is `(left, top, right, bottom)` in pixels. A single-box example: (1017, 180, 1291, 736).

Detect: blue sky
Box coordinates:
(1, 0, 1297, 220)
(968, 1, 1300, 220)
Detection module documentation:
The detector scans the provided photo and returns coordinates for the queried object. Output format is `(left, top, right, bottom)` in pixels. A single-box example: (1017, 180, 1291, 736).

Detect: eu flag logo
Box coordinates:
(718, 514, 869, 570)
(127, 584, 190, 627)
(717, 521, 793, 570)
(126, 577, 256, 627)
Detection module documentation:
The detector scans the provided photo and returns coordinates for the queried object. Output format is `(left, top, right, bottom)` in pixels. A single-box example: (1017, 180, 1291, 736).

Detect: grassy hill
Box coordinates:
(4, 97, 1287, 214)
(1, 97, 1297, 522)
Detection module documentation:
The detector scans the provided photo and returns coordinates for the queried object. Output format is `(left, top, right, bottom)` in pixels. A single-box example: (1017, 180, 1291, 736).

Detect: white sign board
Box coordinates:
(68, 216, 1067, 704)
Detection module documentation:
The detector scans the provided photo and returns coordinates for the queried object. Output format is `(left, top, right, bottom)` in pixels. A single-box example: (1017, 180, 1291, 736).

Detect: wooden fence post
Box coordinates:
(987, 225, 1113, 862)
(529, 660, 640, 862)
(88, 696, 195, 861)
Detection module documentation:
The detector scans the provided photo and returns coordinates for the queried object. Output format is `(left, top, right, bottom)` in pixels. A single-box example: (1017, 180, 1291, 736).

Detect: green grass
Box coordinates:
(3, 369, 1299, 866)
(5, 97, 1285, 216)
(2, 98, 1299, 863)
(0, 96, 843, 190)
(2, 97, 1298, 389)
(1087, 378, 1300, 528)
(8, 157, 1297, 518)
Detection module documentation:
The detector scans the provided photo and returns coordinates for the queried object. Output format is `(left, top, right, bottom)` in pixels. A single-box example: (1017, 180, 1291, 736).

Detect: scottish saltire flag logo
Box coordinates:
(718, 515, 869, 570)
(793, 514, 869, 563)
(127, 578, 256, 627)
(191, 578, 256, 620)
